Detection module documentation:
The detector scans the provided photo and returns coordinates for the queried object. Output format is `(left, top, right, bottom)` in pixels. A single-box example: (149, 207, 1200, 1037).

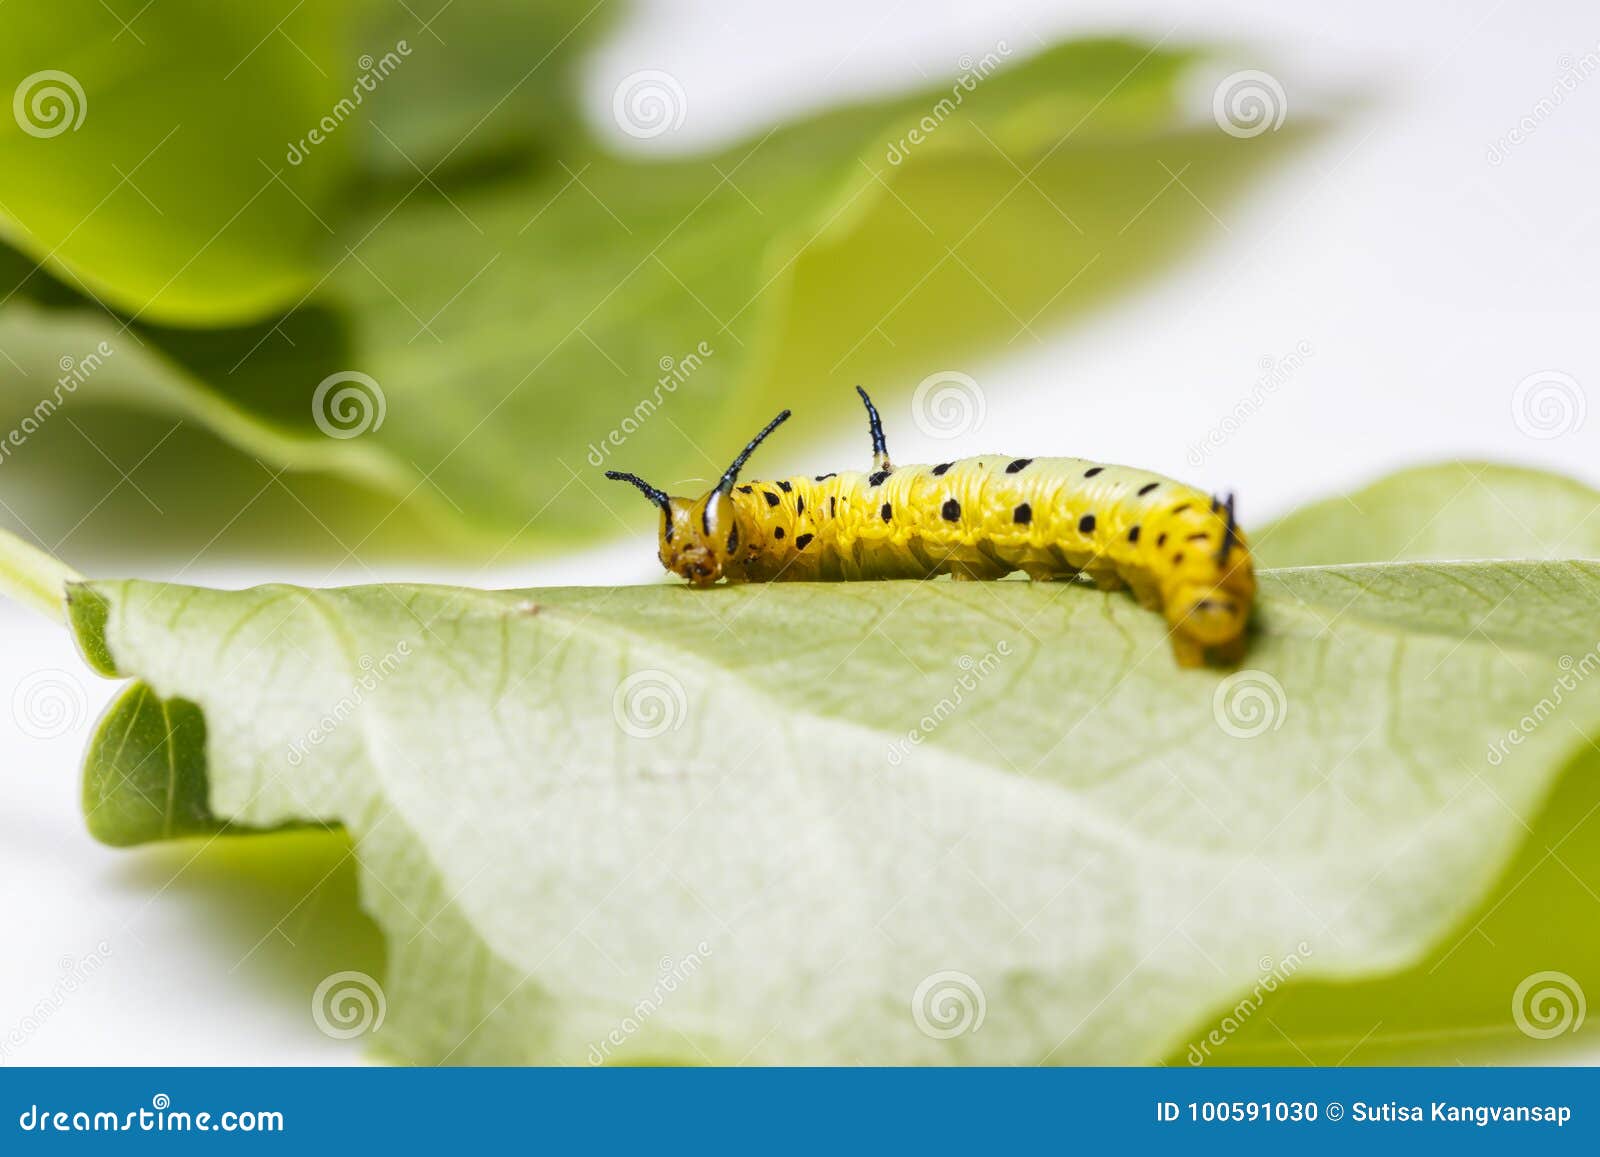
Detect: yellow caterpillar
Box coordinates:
(606, 387, 1254, 666)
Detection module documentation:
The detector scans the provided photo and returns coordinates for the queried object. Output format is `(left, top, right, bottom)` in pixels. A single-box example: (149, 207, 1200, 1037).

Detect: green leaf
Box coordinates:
(357, 0, 612, 175)
(1257, 461, 1600, 567)
(59, 467, 1600, 1063)
(2, 39, 1296, 551)
(1172, 460, 1600, 1064)
(1176, 745, 1600, 1065)
(0, 0, 360, 323)
(0, 298, 428, 510)
(82, 684, 221, 846)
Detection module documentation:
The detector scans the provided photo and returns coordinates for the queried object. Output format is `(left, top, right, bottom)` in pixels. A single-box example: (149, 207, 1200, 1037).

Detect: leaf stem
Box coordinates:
(0, 525, 82, 625)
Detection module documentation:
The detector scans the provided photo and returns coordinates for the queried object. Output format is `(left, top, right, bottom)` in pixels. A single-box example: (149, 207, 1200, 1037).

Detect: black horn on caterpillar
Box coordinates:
(600, 387, 1254, 667)
(1217, 493, 1238, 565)
(604, 470, 671, 513)
(855, 385, 891, 472)
(716, 410, 791, 495)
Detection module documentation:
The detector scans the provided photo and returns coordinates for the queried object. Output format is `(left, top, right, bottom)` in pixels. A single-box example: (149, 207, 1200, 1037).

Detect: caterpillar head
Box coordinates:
(1168, 561, 1255, 648)
(1164, 494, 1255, 650)
(606, 409, 791, 588)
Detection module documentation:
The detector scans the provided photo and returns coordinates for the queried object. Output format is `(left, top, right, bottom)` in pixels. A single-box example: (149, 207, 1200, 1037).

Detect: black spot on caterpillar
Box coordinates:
(604, 387, 1255, 666)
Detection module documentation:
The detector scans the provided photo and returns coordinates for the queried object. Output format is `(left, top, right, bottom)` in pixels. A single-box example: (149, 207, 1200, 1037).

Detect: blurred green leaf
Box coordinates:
(0, 0, 359, 323)
(1179, 747, 1600, 1065)
(1, 38, 1296, 553)
(1257, 461, 1600, 567)
(359, 0, 611, 175)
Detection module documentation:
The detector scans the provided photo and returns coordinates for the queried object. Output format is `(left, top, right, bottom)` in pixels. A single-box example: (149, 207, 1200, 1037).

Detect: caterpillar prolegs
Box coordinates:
(605, 387, 1255, 667)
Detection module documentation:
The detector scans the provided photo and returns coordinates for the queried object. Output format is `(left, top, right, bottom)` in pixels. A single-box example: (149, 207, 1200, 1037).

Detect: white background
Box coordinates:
(2, 0, 1596, 1063)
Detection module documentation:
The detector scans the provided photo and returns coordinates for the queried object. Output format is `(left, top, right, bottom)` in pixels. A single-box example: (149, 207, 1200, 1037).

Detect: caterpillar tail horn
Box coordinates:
(1217, 493, 1238, 565)
(854, 385, 891, 472)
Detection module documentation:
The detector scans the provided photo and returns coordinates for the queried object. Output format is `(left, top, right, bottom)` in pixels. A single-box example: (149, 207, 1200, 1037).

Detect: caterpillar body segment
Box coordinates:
(605, 390, 1255, 667)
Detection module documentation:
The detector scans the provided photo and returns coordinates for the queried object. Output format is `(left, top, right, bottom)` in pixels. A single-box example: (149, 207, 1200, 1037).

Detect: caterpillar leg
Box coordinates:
(1021, 566, 1080, 582)
(1084, 566, 1125, 593)
(1210, 635, 1247, 666)
(1126, 574, 1163, 611)
(1169, 634, 1245, 668)
(950, 560, 1010, 581)
(1171, 635, 1207, 668)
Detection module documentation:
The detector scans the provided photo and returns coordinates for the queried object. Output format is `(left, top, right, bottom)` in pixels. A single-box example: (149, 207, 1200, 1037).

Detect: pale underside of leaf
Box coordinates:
(70, 556, 1600, 1064)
